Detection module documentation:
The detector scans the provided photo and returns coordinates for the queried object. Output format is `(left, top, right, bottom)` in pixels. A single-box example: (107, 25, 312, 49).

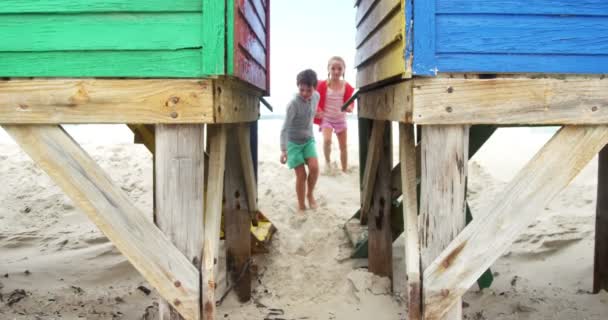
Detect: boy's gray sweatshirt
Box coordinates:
(280, 92, 320, 151)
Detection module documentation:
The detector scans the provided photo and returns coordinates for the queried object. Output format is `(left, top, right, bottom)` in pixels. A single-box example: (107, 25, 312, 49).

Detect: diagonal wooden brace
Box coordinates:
(3, 124, 200, 320)
(423, 125, 608, 320)
(360, 120, 386, 225)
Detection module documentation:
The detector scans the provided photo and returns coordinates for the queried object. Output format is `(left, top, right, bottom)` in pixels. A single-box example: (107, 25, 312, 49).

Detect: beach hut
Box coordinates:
(352, 1, 608, 319)
(0, 1, 270, 319)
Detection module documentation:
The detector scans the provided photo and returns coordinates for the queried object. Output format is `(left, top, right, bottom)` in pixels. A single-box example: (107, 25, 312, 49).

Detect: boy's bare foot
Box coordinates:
(307, 194, 318, 209)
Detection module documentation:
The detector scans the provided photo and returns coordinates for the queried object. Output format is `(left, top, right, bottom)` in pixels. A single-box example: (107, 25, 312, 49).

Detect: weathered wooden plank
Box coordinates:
(3, 125, 199, 320)
(356, 42, 407, 89)
(213, 78, 261, 123)
(202, 125, 227, 320)
(436, 15, 608, 55)
(236, 0, 267, 48)
(238, 123, 258, 211)
(0, 13, 201, 52)
(420, 125, 469, 320)
(248, 0, 267, 27)
(0, 50, 204, 78)
(360, 120, 387, 225)
(155, 125, 205, 320)
(355, 0, 400, 48)
(234, 9, 267, 68)
(224, 125, 252, 302)
(423, 125, 608, 320)
(358, 81, 412, 122)
(0, 79, 214, 124)
(355, 7, 403, 67)
(202, 0, 226, 75)
(436, 0, 608, 16)
(413, 77, 608, 125)
(0, 0, 201, 13)
(355, 0, 379, 27)
(128, 124, 155, 153)
(400, 123, 421, 320)
(594, 145, 608, 293)
(368, 122, 393, 277)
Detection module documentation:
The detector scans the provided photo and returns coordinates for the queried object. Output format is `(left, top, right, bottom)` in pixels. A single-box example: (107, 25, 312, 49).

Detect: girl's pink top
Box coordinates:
(324, 86, 346, 122)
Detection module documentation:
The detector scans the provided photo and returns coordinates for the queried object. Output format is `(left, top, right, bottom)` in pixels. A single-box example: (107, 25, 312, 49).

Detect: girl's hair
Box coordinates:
(327, 56, 346, 80)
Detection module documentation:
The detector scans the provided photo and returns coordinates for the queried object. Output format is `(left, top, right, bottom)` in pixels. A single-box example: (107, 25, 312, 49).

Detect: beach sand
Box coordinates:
(0, 123, 607, 319)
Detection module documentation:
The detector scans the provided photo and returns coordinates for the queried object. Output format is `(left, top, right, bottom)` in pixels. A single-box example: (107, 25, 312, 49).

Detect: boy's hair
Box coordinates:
(296, 69, 318, 87)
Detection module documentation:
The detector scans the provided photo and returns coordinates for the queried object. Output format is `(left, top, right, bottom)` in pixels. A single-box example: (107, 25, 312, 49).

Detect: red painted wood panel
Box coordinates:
(233, 0, 269, 92)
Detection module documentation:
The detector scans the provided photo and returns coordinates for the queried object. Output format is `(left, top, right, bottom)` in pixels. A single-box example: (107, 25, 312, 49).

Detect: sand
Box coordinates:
(1, 124, 607, 319)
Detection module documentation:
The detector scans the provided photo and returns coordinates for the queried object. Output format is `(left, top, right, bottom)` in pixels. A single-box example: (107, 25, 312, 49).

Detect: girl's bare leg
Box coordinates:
(322, 127, 333, 166)
(294, 165, 307, 210)
(305, 157, 319, 209)
(337, 129, 348, 172)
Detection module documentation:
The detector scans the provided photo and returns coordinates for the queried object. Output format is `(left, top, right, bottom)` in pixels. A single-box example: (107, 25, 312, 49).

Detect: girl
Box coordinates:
(314, 56, 355, 173)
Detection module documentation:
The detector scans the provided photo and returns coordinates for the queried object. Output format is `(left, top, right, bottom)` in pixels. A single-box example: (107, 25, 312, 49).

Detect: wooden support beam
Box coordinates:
(155, 124, 205, 320)
(3, 125, 199, 320)
(368, 121, 393, 277)
(358, 81, 413, 123)
(202, 124, 227, 320)
(360, 120, 386, 225)
(400, 123, 421, 320)
(0, 79, 214, 124)
(423, 125, 608, 320)
(224, 124, 252, 302)
(237, 123, 258, 211)
(594, 145, 608, 293)
(413, 77, 608, 125)
(0, 77, 261, 124)
(420, 125, 469, 320)
(128, 124, 155, 153)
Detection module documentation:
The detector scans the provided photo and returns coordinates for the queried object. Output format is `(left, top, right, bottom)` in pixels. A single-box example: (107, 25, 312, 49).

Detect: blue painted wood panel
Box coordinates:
(413, 0, 608, 76)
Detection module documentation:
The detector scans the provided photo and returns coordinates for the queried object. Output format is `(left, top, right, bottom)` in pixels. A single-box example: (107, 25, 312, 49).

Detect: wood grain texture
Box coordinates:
(368, 122, 393, 277)
(356, 0, 379, 27)
(0, 79, 214, 124)
(155, 124, 205, 320)
(355, 0, 400, 48)
(436, 15, 608, 55)
(3, 125, 199, 320)
(213, 78, 261, 123)
(202, 125, 228, 320)
(360, 120, 386, 225)
(594, 145, 608, 293)
(355, 6, 403, 68)
(423, 126, 608, 320)
(237, 123, 258, 212)
(249, 0, 266, 27)
(224, 125, 252, 302)
(0, 13, 201, 52)
(358, 81, 412, 122)
(236, 0, 267, 47)
(0, 50, 203, 77)
(0, 0, 201, 13)
(413, 0, 608, 75)
(400, 123, 421, 320)
(412, 77, 608, 125)
(202, 0, 226, 75)
(436, 0, 608, 16)
(420, 125, 469, 320)
(356, 41, 407, 89)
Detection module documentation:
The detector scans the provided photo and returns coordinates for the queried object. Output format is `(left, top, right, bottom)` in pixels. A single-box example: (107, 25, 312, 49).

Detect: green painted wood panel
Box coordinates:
(202, 0, 226, 74)
(0, 50, 203, 77)
(0, 0, 200, 13)
(0, 13, 202, 51)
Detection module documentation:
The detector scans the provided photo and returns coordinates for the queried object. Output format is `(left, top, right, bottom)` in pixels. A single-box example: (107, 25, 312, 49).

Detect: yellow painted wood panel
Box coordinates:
(355, 8, 404, 67)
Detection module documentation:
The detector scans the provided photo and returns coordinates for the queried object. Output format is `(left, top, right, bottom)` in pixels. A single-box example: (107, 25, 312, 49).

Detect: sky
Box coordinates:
(265, 0, 357, 115)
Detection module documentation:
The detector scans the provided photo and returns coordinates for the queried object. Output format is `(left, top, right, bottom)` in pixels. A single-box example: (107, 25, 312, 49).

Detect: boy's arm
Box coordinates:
(280, 103, 296, 152)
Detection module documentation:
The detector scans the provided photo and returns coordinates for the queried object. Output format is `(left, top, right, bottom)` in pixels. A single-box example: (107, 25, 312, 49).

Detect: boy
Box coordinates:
(280, 69, 320, 211)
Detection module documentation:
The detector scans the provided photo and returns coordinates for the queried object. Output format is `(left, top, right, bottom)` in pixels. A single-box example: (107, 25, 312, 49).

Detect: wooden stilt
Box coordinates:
(202, 124, 227, 320)
(424, 125, 608, 320)
(237, 123, 258, 212)
(3, 125, 200, 320)
(155, 124, 205, 319)
(368, 121, 393, 277)
(594, 145, 608, 293)
(400, 123, 421, 320)
(420, 125, 470, 320)
(361, 120, 387, 225)
(223, 124, 252, 302)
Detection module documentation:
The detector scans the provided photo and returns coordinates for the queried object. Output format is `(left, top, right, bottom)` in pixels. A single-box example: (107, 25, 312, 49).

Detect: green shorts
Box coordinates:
(287, 138, 317, 169)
